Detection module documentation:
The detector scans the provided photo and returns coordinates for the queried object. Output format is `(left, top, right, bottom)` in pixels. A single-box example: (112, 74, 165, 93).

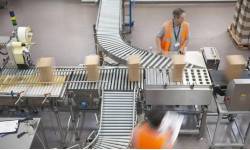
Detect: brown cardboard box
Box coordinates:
(36, 57, 55, 82)
(85, 55, 100, 81)
(225, 55, 246, 81)
(172, 70, 184, 82)
(172, 55, 186, 68)
(171, 55, 186, 82)
(127, 55, 140, 81)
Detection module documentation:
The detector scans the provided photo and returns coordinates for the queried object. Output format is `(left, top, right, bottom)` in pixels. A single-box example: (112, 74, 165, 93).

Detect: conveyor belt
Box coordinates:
(0, 68, 71, 98)
(96, 0, 204, 69)
(87, 91, 136, 149)
(68, 67, 144, 91)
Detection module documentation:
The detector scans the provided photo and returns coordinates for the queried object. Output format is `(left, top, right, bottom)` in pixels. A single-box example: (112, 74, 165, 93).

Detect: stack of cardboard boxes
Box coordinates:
(36, 57, 55, 82)
(171, 55, 186, 82)
(127, 55, 140, 81)
(85, 55, 100, 81)
(225, 55, 246, 81)
(232, 0, 250, 44)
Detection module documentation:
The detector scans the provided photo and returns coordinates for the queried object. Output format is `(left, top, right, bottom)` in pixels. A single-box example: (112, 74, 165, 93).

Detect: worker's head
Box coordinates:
(146, 109, 165, 129)
(173, 8, 186, 25)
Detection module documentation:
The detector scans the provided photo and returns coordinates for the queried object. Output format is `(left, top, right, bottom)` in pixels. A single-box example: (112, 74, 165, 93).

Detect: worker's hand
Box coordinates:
(178, 47, 185, 55)
(157, 49, 163, 55)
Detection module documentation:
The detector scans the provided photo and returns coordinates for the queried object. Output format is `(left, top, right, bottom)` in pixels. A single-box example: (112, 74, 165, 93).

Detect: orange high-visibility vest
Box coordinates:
(160, 20, 189, 51)
(132, 122, 173, 149)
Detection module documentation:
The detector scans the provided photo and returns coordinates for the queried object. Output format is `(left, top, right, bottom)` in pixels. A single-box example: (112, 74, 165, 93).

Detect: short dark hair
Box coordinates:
(146, 109, 165, 128)
(173, 8, 185, 18)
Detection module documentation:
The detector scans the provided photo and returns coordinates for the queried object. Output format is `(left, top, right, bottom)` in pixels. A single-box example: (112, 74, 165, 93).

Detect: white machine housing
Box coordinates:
(4, 26, 34, 69)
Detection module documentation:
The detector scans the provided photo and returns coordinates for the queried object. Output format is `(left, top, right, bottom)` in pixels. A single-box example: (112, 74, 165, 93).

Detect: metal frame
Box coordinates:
(206, 95, 250, 149)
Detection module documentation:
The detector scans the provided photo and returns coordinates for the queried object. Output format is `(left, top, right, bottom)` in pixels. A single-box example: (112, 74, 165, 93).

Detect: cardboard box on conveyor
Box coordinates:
(36, 57, 55, 82)
(171, 55, 186, 82)
(225, 55, 246, 81)
(127, 55, 140, 81)
(85, 55, 100, 81)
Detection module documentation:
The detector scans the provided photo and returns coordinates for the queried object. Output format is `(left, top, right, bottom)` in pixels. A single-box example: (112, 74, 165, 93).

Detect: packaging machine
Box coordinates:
(0, 27, 34, 69)
(1, 0, 250, 149)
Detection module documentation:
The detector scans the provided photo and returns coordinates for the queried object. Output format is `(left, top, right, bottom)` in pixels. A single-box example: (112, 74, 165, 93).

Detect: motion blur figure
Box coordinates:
(129, 109, 175, 149)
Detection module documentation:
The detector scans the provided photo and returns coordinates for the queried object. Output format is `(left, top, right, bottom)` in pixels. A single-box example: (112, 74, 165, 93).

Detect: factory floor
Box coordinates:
(0, 0, 250, 149)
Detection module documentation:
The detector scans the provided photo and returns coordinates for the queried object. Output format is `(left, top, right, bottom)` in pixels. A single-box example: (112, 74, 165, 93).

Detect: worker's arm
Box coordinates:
(156, 36, 163, 54)
(156, 25, 165, 55)
(178, 23, 190, 55)
(178, 39, 189, 55)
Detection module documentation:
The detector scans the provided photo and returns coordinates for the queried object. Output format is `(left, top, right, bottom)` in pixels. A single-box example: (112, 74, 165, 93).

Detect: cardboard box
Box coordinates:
(172, 70, 184, 82)
(225, 55, 246, 81)
(171, 55, 186, 82)
(172, 55, 186, 68)
(85, 55, 100, 81)
(127, 55, 140, 81)
(36, 57, 55, 82)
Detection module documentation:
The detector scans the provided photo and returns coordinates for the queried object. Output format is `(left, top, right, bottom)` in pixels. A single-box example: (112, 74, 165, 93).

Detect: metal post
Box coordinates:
(93, 24, 103, 66)
(122, 0, 125, 33)
(129, 0, 132, 32)
(244, 122, 250, 144)
(68, 96, 79, 141)
(197, 105, 208, 141)
(211, 113, 223, 148)
(53, 105, 67, 148)
(40, 120, 49, 148)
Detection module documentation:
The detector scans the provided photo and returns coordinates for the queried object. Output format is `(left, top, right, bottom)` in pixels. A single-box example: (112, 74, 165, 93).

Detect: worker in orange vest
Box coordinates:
(129, 110, 174, 149)
(156, 8, 190, 55)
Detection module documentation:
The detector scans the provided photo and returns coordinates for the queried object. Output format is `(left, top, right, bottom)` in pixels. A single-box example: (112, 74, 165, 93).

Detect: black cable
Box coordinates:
(0, 50, 8, 55)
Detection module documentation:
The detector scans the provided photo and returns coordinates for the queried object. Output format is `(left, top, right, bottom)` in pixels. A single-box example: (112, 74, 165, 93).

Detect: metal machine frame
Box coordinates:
(206, 94, 250, 149)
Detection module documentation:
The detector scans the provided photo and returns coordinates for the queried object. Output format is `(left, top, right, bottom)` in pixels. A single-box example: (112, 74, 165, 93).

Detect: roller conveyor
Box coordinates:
(0, 68, 72, 106)
(68, 67, 143, 91)
(96, 0, 206, 69)
(86, 91, 136, 149)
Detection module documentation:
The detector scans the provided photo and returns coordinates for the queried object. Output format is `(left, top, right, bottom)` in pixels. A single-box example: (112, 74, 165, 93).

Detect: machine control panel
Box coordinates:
(202, 47, 220, 70)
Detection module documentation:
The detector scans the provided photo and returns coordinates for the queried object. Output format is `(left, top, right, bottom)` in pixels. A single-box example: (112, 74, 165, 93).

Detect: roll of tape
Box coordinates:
(17, 27, 32, 44)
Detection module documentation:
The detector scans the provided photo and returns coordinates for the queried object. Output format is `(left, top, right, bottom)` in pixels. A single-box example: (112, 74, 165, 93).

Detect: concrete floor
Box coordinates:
(0, 0, 250, 149)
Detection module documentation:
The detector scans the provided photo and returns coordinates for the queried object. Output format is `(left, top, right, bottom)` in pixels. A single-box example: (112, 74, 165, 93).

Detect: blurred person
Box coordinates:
(129, 109, 175, 149)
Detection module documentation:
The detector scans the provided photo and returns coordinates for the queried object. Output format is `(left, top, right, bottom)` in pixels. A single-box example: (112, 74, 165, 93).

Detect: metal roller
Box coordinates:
(89, 90, 136, 149)
(95, 0, 178, 69)
(98, 140, 129, 147)
(0, 68, 71, 99)
(147, 55, 162, 68)
(67, 67, 143, 91)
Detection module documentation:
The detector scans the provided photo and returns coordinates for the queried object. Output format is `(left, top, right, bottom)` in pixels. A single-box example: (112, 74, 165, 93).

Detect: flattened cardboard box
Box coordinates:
(85, 55, 100, 81)
(127, 55, 140, 81)
(36, 57, 55, 82)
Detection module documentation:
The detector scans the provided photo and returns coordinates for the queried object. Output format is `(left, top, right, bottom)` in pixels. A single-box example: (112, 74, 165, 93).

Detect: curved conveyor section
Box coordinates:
(97, 0, 175, 68)
(97, 0, 204, 69)
(89, 91, 136, 149)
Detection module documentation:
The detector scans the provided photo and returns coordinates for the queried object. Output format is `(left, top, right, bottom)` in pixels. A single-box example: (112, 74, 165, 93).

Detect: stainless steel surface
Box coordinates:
(145, 68, 213, 105)
(224, 79, 250, 111)
(0, 118, 48, 149)
(207, 96, 250, 148)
